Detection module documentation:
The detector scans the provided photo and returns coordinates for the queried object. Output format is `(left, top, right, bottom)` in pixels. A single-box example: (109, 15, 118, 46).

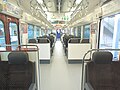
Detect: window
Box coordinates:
(70, 28, 73, 35)
(77, 26, 81, 37)
(74, 27, 77, 36)
(83, 24, 90, 39)
(9, 22, 18, 50)
(99, 14, 120, 60)
(39, 27, 42, 36)
(28, 24, 34, 39)
(47, 29, 52, 34)
(36, 26, 40, 38)
(99, 16, 114, 49)
(0, 20, 6, 50)
(41, 29, 45, 36)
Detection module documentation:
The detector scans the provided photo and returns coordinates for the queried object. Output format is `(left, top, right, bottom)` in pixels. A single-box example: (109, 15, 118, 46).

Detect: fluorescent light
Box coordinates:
(37, 0, 43, 4)
(76, 0, 82, 4)
(70, 7, 76, 12)
(42, 7, 47, 12)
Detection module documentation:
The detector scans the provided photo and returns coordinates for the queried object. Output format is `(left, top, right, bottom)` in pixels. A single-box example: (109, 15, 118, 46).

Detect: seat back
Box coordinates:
(28, 39, 37, 43)
(92, 51, 113, 64)
(69, 38, 81, 43)
(38, 38, 49, 43)
(81, 39, 89, 43)
(86, 52, 114, 90)
(8, 52, 35, 90)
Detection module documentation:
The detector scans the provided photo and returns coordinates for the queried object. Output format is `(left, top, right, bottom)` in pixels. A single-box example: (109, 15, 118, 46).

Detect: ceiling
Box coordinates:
(42, 0, 76, 13)
(8, 0, 112, 28)
(39, 0, 87, 22)
(40, 0, 111, 21)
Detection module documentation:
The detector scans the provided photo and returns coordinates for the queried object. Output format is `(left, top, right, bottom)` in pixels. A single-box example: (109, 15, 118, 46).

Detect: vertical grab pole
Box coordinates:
(81, 51, 89, 90)
(81, 54, 85, 90)
(34, 45, 40, 90)
(81, 49, 93, 90)
(37, 46, 41, 90)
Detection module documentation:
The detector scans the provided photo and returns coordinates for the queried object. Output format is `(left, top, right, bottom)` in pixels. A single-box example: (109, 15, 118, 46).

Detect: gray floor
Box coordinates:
(40, 41, 82, 90)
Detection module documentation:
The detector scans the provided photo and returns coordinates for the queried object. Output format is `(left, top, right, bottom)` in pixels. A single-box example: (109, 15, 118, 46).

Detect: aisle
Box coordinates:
(40, 41, 82, 90)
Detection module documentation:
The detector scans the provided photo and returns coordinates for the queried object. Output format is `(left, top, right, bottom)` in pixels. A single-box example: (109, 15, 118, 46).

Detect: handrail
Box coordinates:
(81, 49, 120, 90)
(0, 44, 39, 52)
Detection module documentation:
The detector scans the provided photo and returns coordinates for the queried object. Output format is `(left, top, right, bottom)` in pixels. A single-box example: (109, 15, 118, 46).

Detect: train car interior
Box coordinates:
(0, 0, 120, 90)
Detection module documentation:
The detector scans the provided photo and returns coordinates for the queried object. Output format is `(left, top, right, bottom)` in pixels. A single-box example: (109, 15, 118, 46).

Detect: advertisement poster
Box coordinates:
(90, 22, 98, 49)
(91, 23, 98, 34)
(21, 23, 28, 33)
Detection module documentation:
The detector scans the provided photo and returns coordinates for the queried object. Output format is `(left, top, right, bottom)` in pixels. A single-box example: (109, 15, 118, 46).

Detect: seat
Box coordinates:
(112, 61, 120, 90)
(0, 61, 8, 90)
(81, 39, 89, 43)
(7, 51, 35, 90)
(38, 38, 49, 43)
(28, 39, 37, 43)
(69, 38, 81, 43)
(85, 51, 115, 90)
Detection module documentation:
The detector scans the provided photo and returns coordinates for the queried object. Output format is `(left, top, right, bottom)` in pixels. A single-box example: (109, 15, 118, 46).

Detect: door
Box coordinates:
(0, 13, 20, 51)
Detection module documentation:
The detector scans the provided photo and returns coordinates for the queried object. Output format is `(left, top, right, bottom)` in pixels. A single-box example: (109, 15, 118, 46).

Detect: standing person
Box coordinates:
(56, 29, 61, 40)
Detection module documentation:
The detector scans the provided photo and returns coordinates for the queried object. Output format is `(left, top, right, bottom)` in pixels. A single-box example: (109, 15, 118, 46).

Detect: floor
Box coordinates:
(40, 41, 82, 90)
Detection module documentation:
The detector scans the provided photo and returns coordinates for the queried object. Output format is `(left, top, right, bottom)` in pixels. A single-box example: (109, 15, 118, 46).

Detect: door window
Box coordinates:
(0, 13, 20, 51)
(0, 20, 6, 50)
(9, 22, 18, 50)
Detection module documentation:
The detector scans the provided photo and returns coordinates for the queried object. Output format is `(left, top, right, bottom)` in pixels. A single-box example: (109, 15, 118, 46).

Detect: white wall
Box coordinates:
(68, 43, 91, 60)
